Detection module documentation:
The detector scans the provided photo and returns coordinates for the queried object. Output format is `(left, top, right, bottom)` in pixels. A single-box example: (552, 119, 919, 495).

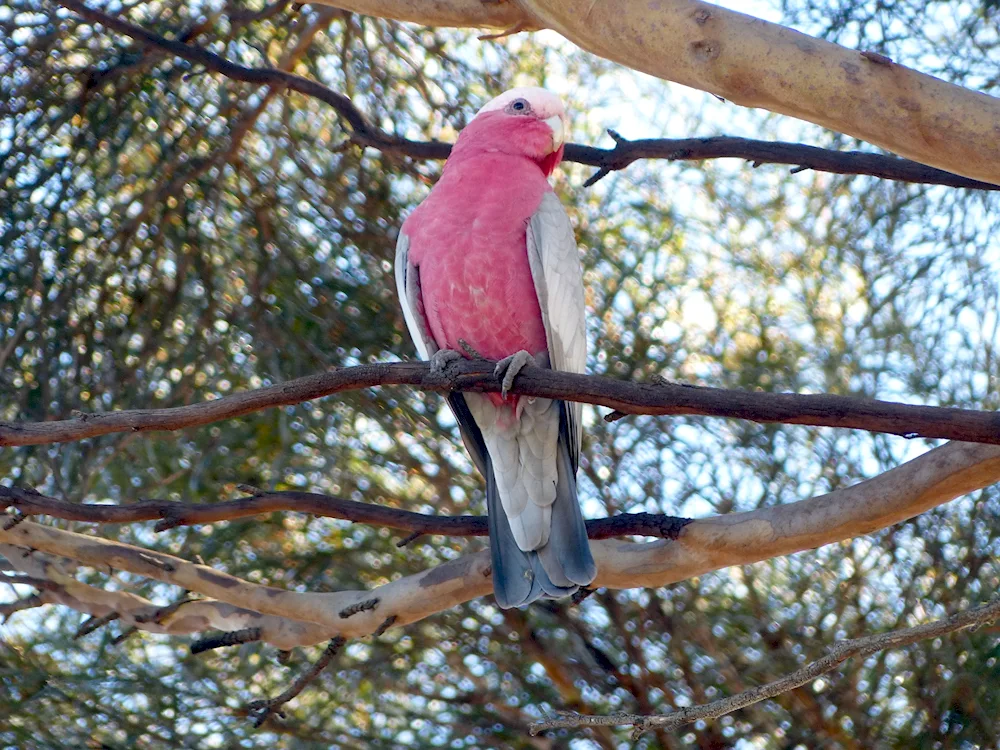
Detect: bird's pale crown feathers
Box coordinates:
(478, 87, 565, 147)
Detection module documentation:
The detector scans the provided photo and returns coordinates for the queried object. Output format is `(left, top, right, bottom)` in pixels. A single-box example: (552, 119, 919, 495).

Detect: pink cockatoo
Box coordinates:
(395, 87, 596, 608)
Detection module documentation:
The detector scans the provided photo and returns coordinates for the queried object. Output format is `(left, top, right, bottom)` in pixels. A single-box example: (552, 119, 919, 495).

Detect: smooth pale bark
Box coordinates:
(317, 0, 1000, 186)
(4, 442, 999, 647)
(1, 545, 335, 649)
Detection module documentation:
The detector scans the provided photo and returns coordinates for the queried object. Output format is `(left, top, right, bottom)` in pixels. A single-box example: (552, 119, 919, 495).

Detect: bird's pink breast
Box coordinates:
(403, 153, 549, 365)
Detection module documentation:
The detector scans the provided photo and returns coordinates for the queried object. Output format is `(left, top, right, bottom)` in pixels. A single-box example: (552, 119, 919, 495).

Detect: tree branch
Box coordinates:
(2, 441, 998, 644)
(4, 360, 1000, 448)
(245, 636, 346, 727)
(53, 0, 999, 191)
(316, 0, 1000, 186)
(529, 596, 1000, 738)
(0, 484, 691, 540)
(0, 543, 336, 649)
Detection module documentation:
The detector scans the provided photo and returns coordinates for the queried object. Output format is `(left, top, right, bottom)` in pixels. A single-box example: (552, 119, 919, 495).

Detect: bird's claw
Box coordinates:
(494, 349, 534, 399)
(429, 349, 464, 376)
(457, 338, 485, 359)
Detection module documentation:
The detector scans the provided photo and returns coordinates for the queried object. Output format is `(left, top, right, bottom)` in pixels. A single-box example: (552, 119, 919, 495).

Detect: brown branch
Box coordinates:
(0, 484, 692, 540)
(245, 636, 346, 727)
(573, 129, 999, 190)
(53, 0, 998, 191)
(529, 597, 1000, 738)
(0, 593, 46, 619)
(4, 360, 1000, 449)
(73, 612, 119, 639)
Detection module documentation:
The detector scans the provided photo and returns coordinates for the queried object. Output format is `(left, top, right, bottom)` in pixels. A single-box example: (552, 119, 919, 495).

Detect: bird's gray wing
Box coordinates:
(525, 191, 588, 470)
(395, 230, 488, 476)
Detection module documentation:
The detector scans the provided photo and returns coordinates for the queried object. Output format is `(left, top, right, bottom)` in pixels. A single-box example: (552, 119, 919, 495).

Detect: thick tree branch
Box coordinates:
(2, 441, 998, 646)
(53, 0, 999, 191)
(4, 360, 1000, 448)
(529, 596, 1000, 738)
(0, 485, 691, 540)
(318, 0, 1000, 186)
(0, 543, 335, 649)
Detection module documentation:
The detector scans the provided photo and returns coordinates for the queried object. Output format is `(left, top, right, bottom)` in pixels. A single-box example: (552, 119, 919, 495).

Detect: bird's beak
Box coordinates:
(544, 115, 565, 152)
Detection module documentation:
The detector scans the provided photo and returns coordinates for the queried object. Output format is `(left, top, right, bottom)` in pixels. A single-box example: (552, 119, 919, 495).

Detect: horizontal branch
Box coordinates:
(2, 441, 998, 644)
(4, 360, 1000, 448)
(54, 0, 999, 191)
(0, 542, 335, 649)
(0, 485, 691, 540)
(529, 596, 1000, 737)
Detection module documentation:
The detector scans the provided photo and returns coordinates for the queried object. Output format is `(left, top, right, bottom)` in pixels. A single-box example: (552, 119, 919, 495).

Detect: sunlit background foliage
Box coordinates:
(2, 0, 999, 747)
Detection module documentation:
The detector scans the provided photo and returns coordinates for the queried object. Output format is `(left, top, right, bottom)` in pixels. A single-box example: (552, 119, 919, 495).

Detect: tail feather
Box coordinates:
(487, 458, 540, 607)
(535, 422, 596, 587)
(487, 405, 596, 609)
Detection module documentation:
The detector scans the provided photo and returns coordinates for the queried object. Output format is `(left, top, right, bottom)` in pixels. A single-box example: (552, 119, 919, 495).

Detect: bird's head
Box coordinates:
(454, 87, 568, 177)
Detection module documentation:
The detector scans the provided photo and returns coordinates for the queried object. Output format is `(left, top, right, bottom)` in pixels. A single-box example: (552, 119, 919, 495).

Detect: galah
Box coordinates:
(395, 87, 596, 608)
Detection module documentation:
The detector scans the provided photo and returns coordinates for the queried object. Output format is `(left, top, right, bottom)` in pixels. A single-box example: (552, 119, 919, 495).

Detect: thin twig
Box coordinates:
(53, 0, 999, 192)
(74, 612, 120, 639)
(111, 625, 139, 645)
(529, 597, 1000, 737)
(3, 360, 1000, 449)
(245, 636, 346, 727)
(395, 530, 424, 547)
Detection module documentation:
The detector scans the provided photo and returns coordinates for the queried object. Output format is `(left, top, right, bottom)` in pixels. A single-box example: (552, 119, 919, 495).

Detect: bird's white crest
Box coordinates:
(477, 87, 565, 119)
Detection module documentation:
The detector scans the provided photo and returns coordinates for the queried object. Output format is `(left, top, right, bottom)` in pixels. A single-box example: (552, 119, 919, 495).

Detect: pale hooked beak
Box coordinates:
(543, 115, 565, 151)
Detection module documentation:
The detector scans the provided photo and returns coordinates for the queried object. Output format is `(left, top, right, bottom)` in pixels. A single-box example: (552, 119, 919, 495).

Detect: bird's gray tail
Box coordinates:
(487, 406, 596, 609)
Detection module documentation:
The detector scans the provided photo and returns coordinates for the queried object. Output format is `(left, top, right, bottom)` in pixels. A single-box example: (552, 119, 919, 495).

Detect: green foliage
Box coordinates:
(2, 0, 999, 747)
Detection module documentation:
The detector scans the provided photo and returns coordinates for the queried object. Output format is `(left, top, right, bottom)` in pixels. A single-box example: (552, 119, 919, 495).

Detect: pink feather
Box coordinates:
(402, 110, 564, 407)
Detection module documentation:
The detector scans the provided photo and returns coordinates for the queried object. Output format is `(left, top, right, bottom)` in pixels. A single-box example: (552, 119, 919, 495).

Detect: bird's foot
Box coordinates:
(494, 349, 535, 399)
(429, 349, 464, 376)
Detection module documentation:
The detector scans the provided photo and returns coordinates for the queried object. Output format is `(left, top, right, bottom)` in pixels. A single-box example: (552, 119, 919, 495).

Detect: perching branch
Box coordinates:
(4, 360, 1000, 448)
(2, 441, 999, 646)
(0, 484, 691, 541)
(54, 0, 1000, 191)
(529, 596, 1000, 738)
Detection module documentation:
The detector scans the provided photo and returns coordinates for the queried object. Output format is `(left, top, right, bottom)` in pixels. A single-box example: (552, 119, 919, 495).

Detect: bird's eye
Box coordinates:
(509, 98, 530, 114)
